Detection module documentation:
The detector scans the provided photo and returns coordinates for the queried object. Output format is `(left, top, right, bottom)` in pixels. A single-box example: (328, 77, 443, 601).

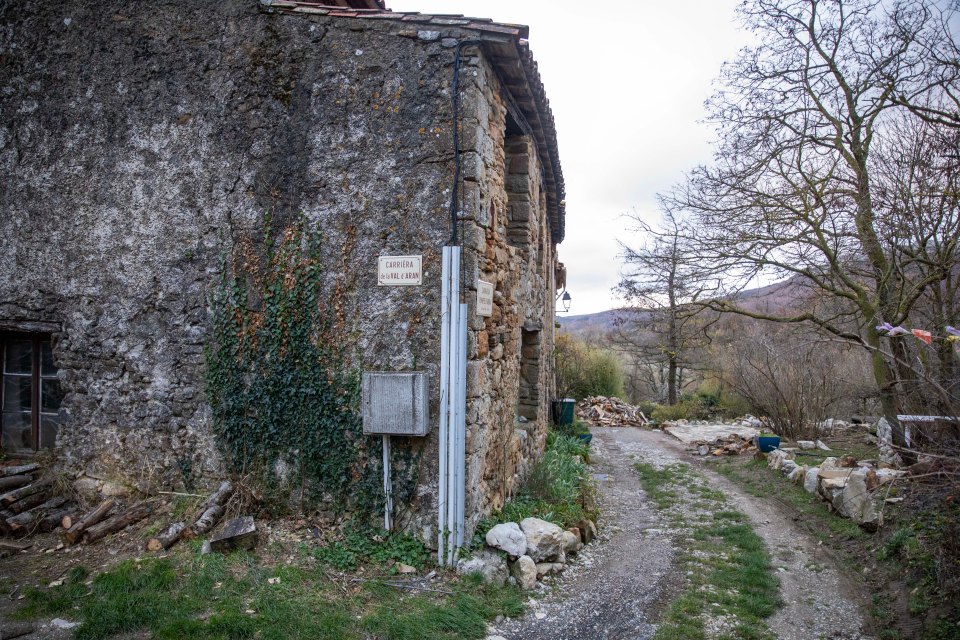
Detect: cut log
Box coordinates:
(6, 497, 67, 532)
(146, 522, 186, 552)
(83, 502, 153, 544)
(64, 498, 115, 544)
(0, 463, 39, 477)
(61, 514, 73, 530)
(0, 475, 34, 491)
(198, 481, 233, 513)
(0, 479, 51, 506)
(0, 621, 34, 638)
(184, 505, 224, 539)
(39, 506, 76, 533)
(0, 540, 32, 552)
(8, 490, 50, 514)
(209, 516, 257, 553)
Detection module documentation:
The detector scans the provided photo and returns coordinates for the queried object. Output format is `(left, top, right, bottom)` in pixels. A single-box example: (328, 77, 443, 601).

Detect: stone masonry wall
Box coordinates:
(0, 1, 559, 542)
(456, 53, 557, 535)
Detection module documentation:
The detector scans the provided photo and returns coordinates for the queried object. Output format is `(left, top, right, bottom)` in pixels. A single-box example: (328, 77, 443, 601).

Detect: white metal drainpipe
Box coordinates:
(438, 245, 466, 565)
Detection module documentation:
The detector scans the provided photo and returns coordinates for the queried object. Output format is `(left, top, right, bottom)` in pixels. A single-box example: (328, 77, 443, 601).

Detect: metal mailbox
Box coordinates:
(362, 371, 430, 436)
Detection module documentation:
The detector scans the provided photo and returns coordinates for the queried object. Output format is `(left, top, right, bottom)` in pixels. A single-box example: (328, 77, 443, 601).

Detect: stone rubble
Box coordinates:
(458, 516, 598, 591)
(763, 436, 908, 530)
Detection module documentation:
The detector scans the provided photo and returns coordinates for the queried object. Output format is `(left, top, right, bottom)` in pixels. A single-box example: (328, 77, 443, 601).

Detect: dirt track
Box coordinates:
(489, 426, 875, 640)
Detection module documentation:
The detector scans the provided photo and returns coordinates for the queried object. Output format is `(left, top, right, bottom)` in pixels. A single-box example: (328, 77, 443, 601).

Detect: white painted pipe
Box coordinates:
(445, 247, 461, 566)
(456, 288, 468, 550)
(437, 247, 451, 563)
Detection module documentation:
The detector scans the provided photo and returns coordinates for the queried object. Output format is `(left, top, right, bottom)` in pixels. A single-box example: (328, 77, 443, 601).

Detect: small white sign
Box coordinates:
(477, 280, 494, 316)
(378, 255, 422, 286)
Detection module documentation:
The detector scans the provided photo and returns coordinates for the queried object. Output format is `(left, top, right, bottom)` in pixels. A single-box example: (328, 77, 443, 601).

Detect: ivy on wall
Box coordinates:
(205, 214, 388, 515)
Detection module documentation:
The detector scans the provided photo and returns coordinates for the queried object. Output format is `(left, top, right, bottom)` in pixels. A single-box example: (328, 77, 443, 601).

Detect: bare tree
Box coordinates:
(661, 0, 960, 459)
(617, 210, 717, 405)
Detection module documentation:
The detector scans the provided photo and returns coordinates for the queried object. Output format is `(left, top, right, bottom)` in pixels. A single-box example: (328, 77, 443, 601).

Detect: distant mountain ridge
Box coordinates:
(558, 278, 807, 336)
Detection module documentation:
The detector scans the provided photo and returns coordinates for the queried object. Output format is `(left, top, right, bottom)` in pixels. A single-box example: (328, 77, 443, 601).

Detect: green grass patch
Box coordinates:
(313, 528, 429, 571)
(17, 548, 522, 640)
(634, 461, 780, 639)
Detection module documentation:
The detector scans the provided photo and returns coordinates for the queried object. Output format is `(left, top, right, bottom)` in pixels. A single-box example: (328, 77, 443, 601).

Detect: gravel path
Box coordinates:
(488, 428, 676, 640)
(489, 426, 875, 640)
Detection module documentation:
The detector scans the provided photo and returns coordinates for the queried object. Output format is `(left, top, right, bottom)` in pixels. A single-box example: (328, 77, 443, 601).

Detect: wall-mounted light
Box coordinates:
(559, 291, 571, 313)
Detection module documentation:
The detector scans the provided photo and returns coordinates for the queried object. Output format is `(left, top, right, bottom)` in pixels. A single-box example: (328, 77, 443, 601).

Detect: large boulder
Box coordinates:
(803, 467, 820, 494)
(833, 471, 881, 530)
(520, 518, 564, 562)
(510, 555, 537, 591)
(485, 522, 527, 558)
(457, 549, 508, 587)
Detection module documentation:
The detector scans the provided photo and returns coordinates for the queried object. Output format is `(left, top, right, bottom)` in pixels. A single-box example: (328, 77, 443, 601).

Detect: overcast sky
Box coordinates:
(397, 0, 747, 315)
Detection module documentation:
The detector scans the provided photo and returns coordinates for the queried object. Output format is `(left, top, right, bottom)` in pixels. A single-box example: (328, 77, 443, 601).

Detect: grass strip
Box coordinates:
(16, 542, 521, 640)
(634, 462, 780, 640)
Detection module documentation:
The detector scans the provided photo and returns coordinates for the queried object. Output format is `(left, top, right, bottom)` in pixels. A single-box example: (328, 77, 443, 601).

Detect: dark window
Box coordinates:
(1, 334, 62, 452)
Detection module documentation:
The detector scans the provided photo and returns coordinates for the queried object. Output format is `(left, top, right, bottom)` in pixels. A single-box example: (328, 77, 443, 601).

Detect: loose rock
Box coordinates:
(510, 555, 537, 591)
(520, 517, 564, 562)
(458, 549, 508, 587)
(485, 522, 527, 558)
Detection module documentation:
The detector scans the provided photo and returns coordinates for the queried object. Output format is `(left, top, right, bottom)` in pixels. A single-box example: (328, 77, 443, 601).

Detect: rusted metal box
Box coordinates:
(362, 371, 430, 436)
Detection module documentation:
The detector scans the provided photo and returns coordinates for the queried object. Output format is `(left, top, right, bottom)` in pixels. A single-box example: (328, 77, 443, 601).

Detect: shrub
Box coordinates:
(555, 334, 624, 400)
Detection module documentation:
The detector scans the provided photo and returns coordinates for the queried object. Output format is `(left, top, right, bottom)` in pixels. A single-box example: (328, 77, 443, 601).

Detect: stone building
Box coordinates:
(0, 0, 565, 542)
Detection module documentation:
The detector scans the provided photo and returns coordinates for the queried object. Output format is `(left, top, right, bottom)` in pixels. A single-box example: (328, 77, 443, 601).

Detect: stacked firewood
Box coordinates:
(61, 498, 155, 545)
(0, 463, 76, 537)
(0, 468, 251, 552)
(576, 396, 650, 427)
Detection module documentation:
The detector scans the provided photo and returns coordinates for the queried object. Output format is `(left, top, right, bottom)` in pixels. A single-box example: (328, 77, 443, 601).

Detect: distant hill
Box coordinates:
(556, 309, 634, 335)
(558, 277, 810, 337)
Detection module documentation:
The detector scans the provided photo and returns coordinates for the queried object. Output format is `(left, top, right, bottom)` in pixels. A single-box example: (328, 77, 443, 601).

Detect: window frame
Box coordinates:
(1, 332, 58, 452)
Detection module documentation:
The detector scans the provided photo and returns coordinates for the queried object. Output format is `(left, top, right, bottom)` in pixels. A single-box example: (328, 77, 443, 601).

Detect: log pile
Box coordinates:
(576, 396, 649, 427)
(0, 465, 252, 554)
(0, 464, 77, 537)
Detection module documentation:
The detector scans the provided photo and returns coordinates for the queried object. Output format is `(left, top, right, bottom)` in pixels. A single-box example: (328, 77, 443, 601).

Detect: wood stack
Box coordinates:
(0, 463, 78, 537)
(576, 396, 650, 427)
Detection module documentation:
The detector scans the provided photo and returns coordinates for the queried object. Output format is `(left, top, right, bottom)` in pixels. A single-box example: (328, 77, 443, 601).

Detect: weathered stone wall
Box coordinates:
(456, 54, 557, 534)
(0, 1, 559, 541)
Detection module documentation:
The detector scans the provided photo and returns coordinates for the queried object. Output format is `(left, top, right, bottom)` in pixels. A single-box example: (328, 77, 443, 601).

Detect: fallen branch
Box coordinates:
(0, 475, 34, 492)
(185, 505, 224, 539)
(38, 506, 76, 533)
(6, 497, 67, 532)
(0, 479, 51, 506)
(8, 490, 51, 514)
